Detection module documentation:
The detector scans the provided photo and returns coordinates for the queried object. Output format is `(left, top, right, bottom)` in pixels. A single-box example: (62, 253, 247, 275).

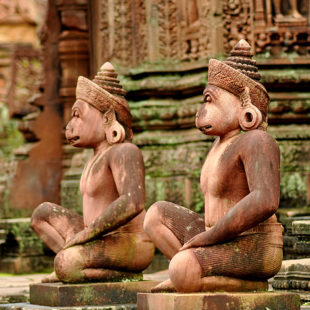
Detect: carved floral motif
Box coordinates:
(100, 0, 147, 67)
(223, 0, 253, 53)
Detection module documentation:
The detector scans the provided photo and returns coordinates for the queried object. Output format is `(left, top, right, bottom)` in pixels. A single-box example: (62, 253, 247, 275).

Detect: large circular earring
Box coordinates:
(106, 121, 125, 144)
(239, 106, 262, 131)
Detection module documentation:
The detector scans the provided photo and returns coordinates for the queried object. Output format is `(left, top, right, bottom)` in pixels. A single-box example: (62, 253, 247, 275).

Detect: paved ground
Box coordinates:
(0, 271, 169, 305)
(1, 272, 310, 309)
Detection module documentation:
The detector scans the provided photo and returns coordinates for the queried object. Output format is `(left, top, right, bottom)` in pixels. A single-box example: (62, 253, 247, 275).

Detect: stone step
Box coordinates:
(0, 303, 136, 309)
(273, 259, 310, 291)
(293, 221, 310, 236)
(137, 292, 300, 310)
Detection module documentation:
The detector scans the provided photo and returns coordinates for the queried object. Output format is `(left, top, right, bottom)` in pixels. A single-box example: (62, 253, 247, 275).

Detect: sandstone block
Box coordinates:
(137, 292, 300, 310)
(30, 281, 158, 307)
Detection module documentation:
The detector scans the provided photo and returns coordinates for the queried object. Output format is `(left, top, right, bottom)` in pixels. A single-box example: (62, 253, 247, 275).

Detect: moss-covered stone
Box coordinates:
(30, 281, 159, 307)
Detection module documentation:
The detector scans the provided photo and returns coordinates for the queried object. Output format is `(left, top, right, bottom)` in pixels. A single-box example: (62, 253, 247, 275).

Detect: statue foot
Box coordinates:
(151, 279, 177, 293)
(41, 271, 60, 283)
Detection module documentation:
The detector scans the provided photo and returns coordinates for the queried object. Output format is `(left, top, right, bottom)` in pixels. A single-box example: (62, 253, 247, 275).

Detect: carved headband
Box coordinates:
(76, 76, 132, 129)
(208, 59, 270, 117)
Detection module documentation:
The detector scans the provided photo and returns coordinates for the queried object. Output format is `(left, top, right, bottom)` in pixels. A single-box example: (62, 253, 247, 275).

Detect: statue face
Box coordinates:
(66, 100, 106, 148)
(195, 85, 241, 136)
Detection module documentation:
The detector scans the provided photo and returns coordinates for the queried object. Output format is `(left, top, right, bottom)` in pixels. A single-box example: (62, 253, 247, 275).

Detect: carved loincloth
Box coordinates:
(161, 202, 283, 280)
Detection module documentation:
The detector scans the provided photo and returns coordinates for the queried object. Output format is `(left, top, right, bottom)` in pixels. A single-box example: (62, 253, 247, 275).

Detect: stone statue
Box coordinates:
(31, 62, 154, 283)
(144, 40, 283, 293)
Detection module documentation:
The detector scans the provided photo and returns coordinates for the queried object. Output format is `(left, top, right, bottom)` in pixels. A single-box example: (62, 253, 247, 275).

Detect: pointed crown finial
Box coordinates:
(224, 39, 261, 81)
(92, 62, 126, 97)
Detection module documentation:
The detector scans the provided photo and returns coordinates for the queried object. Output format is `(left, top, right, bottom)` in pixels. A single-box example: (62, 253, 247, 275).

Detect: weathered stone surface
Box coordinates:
(0, 218, 45, 255)
(30, 281, 159, 307)
(273, 259, 310, 291)
(293, 221, 310, 236)
(0, 303, 136, 310)
(275, 215, 310, 260)
(0, 218, 54, 274)
(137, 292, 300, 310)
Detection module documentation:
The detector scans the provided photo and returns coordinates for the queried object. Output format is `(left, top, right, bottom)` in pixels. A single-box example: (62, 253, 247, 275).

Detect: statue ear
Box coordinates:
(103, 108, 125, 144)
(238, 87, 262, 131)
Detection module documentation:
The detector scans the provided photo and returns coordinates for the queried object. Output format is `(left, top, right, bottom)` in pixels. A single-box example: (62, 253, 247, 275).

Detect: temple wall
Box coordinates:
(0, 0, 46, 217)
(61, 0, 310, 215)
(0, 0, 309, 218)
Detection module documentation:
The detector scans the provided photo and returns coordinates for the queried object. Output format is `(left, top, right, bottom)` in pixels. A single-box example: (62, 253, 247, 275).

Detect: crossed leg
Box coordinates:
(31, 202, 84, 253)
(144, 201, 205, 292)
(54, 232, 154, 283)
(144, 201, 283, 292)
(31, 202, 84, 282)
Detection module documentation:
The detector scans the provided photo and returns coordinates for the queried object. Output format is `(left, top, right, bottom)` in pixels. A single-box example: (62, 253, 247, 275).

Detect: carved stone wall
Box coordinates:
(222, 0, 310, 57)
(9, 0, 63, 212)
(92, 0, 213, 68)
(0, 0, 46, 216)
(59, 0, 310, 214)
(4, 0, 309, 217)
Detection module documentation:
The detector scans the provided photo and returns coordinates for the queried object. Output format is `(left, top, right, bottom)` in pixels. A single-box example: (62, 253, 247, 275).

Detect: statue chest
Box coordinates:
(200, 140, 247, 198)
(80, 155, 117, 198)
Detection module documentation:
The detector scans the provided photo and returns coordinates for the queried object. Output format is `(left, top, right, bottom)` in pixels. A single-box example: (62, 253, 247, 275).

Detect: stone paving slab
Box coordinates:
(0, 303, 136, 310)
(0, 274, 48, 304)
(137, 292, 301, 310)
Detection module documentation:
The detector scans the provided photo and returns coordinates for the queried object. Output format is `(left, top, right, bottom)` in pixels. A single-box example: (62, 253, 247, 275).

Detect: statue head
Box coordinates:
(196, 39, 270, 136)
(66, 62, 133, 148)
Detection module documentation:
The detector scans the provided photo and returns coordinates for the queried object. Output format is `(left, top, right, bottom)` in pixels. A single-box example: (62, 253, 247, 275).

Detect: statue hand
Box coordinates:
(179, 231, 210, 251)
(64, 228, 91, 249)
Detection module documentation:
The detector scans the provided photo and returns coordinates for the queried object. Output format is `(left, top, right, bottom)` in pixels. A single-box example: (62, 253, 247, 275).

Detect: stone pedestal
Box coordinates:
(30, 281, 158, 307)
(137, 292, 300, 310)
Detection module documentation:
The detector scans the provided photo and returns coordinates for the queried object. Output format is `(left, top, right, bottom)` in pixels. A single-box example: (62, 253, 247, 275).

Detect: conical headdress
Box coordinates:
(76, 62, 132, 129)
(208, 40, 269, 116)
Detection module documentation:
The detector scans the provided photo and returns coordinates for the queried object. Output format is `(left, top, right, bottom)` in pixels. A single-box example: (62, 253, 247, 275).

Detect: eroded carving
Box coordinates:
(31, 62, 154, 283)
(144, 40, 283, 293)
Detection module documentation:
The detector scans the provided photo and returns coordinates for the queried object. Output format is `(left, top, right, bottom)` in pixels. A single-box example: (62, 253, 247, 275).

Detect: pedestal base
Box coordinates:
(30, 281, 158, 307)
(137, 292, 300, 310)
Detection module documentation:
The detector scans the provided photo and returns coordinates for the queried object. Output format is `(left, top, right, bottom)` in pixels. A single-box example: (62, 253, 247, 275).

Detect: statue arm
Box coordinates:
(181, 131, 280, 250)
(64, 143, 145, 248)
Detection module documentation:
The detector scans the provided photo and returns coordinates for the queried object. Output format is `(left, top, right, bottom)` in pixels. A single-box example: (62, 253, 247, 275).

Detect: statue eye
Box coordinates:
(204, 94, 212, 103)
(73, 110, 79, 117)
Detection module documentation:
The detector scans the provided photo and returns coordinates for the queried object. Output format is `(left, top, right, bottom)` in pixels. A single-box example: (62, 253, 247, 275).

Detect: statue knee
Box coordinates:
(169, 250, 202, 292)
(54, 247, 83, 283)
(143, 201, 166, 236)
(30, 202, 51, 230)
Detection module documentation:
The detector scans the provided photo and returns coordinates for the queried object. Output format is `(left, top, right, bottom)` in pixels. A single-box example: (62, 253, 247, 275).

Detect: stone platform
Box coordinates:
(30, 281, 158, 307)
(137, 292, 301, 310)
(0, 303, 136, 310)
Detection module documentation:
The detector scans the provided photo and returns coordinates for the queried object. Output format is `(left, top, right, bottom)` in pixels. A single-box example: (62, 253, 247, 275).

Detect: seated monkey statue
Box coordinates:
(144, 40, 283, 293)
(31, 62, 154, 283)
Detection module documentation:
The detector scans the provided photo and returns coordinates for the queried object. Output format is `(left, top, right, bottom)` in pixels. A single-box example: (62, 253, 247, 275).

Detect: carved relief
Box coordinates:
(253, 0, 309, 56)
(100, 0, 147, 67)
(180, 0, 211, 60)
(157, 0, 178, 59)
(223, 0, 253, 53)
(0, 0, 39, 24)
(222, 0, 309, 56)
(7, 47, 41, 119)
(56, 0, 90, 125)
(98, 0, 210, 67)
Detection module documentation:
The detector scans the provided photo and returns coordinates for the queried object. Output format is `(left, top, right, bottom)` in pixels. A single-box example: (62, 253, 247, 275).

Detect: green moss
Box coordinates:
(0, 103, 24, 156)
(280, 173, 307, 207)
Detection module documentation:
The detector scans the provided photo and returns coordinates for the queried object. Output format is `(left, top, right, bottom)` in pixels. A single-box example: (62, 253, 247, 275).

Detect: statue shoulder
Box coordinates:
(239, 129, 280, 157)
(108, 142, 144, 162)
